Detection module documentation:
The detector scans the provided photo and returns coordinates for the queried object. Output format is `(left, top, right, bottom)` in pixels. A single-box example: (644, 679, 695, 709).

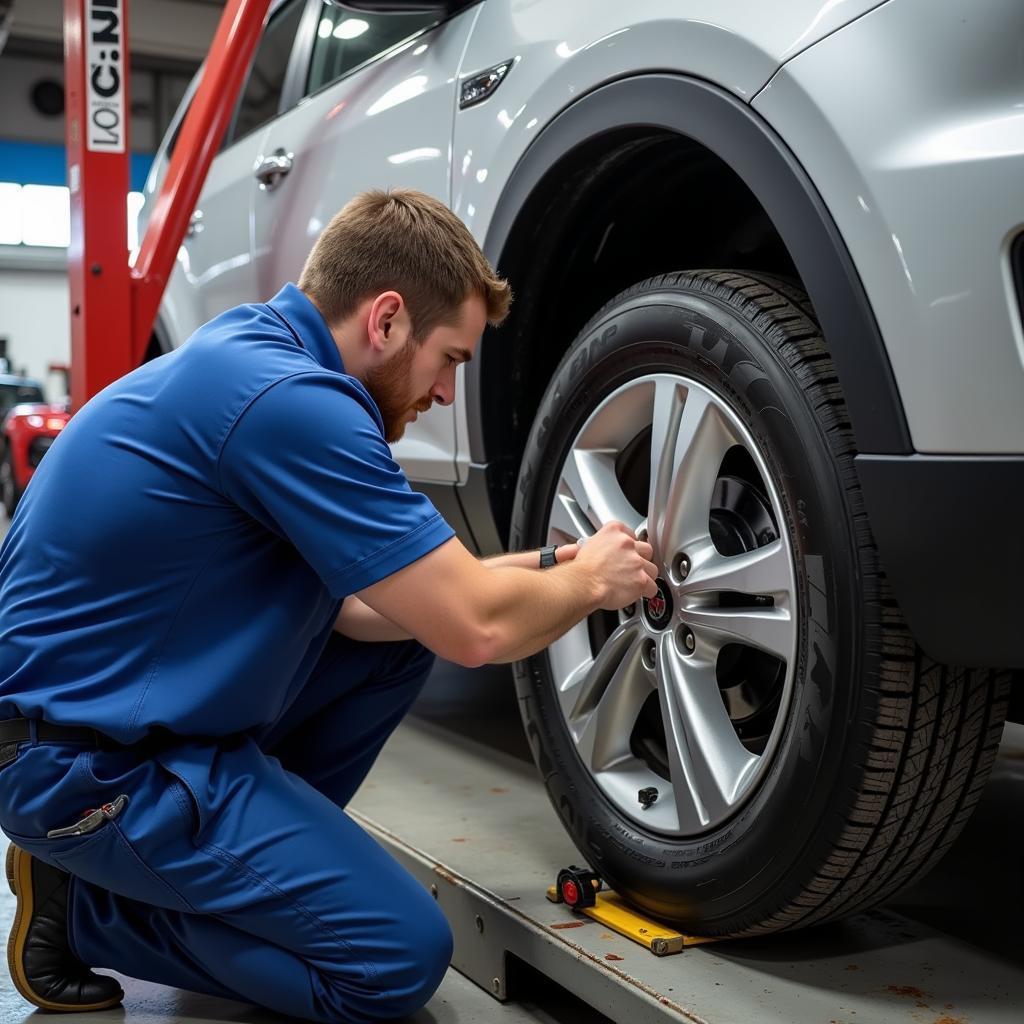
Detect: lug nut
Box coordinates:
(642, 639, 657, 670)
(677, 626, 695, 655)
(674, 552, 691, 581)
(623, 603, 636, 617)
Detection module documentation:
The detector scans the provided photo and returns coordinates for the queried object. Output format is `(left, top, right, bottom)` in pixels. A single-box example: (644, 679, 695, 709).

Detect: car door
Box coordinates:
(159, 0, 308, 338)
(250, 0, 482, 484)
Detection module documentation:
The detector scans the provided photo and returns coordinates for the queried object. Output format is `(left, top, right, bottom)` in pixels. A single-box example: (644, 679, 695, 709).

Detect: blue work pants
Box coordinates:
(0, 634, 448, 1022)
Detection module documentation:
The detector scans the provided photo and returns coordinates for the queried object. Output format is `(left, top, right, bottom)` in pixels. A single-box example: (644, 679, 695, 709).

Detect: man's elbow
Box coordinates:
(450, 624, 503, 669)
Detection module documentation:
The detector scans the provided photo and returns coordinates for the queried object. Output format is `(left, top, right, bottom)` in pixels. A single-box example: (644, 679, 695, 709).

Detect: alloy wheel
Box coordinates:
(544, 374, 798, 836)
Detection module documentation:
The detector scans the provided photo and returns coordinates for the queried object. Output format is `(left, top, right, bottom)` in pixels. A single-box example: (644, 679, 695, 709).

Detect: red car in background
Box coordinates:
(0, 375, 69, 518)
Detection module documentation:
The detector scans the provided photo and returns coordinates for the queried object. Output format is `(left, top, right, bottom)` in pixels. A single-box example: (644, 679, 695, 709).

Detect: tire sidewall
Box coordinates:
(510, 283, 874, 930)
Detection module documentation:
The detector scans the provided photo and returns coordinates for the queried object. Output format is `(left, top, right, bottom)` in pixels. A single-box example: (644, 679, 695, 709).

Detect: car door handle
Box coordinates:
(254, 149, 294, 191)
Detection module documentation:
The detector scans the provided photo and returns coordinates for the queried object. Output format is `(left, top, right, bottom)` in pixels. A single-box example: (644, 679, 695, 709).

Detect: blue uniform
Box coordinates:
(0, 285, 456, 1020)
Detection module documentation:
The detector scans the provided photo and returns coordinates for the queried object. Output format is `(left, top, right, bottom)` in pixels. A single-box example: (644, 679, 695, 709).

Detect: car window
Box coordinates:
(0, 384, 44, 417)
(227, 0, 306, 147)
(305, 2, 437, 96)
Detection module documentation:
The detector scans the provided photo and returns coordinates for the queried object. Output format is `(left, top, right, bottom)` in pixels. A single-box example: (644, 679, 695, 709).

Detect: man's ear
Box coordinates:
(367, 291, 404, 354)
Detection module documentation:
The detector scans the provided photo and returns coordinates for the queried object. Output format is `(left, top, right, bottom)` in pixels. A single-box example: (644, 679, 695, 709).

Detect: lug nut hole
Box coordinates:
(676, 626, 696, 656)
(673, 552, 691, 582)
(642, 639, 657, 671)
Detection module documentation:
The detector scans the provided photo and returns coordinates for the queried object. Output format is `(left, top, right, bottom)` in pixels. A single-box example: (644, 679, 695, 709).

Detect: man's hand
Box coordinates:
(575, 522, 658, 609)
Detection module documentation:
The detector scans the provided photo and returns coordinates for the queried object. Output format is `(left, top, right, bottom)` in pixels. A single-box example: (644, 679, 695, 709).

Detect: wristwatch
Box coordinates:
(539, 544, 558, 568)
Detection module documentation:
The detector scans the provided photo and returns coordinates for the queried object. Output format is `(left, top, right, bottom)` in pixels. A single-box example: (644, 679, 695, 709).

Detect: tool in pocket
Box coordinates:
(46, 794, 130, 839)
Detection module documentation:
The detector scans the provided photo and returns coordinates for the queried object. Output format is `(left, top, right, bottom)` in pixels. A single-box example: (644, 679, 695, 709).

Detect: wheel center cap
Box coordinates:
(643, 578, 673, 630)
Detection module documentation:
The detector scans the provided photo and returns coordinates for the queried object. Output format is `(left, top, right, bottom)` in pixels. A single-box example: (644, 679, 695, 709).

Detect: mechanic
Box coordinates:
(0, 189, 658, 1020)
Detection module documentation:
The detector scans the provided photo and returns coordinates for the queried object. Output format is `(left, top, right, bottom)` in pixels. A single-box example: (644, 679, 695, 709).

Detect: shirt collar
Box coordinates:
(266, 283, 345, 374)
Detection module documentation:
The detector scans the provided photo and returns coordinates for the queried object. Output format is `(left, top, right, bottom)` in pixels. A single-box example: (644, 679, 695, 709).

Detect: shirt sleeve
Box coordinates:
(218, 372, 455, 597)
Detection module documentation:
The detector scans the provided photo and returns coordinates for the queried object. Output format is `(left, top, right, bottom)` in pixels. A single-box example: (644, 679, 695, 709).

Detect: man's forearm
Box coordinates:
(477, 562, 602, 664)
(338, 546, 579, 645)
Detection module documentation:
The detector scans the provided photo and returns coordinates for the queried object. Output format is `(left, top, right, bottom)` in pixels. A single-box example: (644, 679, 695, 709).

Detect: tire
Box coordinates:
(1, 446, 20, 519)
(510, 271, 1010, 935)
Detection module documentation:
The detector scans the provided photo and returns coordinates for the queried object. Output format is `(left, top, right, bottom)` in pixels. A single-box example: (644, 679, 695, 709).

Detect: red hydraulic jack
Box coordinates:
(63, 0, 271, 412)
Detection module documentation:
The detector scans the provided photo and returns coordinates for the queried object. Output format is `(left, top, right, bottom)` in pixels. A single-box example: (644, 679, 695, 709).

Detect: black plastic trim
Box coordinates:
(856, 454, 1024, 667)
(472, 73, 912, 462)
(415, 482, 478, 555)
(416, 466, 505, 557)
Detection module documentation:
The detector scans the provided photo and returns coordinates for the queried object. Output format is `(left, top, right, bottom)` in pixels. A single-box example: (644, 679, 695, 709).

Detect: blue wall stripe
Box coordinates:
(0, 140, 154, 192)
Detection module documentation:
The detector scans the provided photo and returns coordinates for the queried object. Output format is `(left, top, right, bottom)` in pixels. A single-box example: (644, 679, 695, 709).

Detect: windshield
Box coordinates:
(0, 383, 45, 418)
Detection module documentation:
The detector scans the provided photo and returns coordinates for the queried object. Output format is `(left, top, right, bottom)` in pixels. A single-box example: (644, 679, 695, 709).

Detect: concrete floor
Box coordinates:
(1, 508, 1023, 1023)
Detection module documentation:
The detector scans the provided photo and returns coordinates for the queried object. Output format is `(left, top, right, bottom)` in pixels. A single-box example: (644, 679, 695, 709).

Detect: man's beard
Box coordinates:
(363, 340, 430, 443)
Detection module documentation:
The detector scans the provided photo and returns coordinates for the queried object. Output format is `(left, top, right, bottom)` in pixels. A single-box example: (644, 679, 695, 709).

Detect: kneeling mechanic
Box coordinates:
(0, 189, 658, 1020)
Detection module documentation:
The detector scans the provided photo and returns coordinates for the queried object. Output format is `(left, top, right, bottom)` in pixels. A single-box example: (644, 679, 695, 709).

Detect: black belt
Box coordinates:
(0, 718, 105, 746)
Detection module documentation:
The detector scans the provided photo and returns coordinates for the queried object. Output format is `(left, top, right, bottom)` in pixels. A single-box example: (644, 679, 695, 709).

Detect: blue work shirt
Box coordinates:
(0, 284, 454, 744)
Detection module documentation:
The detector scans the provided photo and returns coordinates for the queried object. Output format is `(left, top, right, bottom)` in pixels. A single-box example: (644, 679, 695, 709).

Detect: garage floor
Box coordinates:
(1, 511, 1022, 1023)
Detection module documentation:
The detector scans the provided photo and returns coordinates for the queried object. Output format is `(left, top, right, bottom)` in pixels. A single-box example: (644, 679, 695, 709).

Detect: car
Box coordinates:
(0, 374, 51, 516)
(0, 375, 45, 425)
(1, 398, 70, 518)
(141, 0, 1023, 936)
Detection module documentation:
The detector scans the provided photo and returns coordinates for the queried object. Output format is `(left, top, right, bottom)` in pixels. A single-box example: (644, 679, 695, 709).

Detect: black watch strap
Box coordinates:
(539, 544, 558, 569)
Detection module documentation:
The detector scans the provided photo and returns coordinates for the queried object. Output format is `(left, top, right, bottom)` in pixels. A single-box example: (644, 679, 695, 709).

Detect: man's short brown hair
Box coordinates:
(298, 188, 511, 339)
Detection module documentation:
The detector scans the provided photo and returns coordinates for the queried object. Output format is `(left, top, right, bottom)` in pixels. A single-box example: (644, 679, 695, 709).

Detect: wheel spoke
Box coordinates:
(647, 378, 685, 563)
(548, 489, 593, 545)
(549, 621, 595, 718)
(657, 633, 759, 831)
(683, 538, 791, 599)
(559, 447, 642, 534)
(683, 603, 794, 661)
(572, 623, 650, 772)
(652, 385, 739, 557)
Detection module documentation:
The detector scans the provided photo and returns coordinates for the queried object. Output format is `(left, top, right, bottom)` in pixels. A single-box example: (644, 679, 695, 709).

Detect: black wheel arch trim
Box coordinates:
(470, 72, 912, 461)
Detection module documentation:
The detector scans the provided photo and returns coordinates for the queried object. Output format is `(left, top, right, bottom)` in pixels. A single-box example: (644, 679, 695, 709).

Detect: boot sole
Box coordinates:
(6, 842, 124, 1013)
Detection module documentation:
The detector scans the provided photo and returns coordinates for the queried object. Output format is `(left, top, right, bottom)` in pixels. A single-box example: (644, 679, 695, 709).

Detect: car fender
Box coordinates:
(462, 73, 912, 467)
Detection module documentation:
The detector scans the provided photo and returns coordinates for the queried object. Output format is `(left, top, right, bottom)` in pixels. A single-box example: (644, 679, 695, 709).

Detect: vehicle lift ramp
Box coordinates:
(348, 694, 1024, 1024)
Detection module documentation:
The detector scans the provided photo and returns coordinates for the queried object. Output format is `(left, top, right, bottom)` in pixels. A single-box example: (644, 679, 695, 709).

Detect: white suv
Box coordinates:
(144, 0, 1024, 936)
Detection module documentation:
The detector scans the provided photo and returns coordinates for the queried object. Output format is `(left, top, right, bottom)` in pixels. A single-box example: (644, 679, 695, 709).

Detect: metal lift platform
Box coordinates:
(348, 671, 1024, 1024)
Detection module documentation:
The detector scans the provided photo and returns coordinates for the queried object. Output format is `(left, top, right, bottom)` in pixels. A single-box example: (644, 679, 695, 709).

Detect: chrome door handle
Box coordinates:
(254, 148, 294, 191)
(186, 209, 204, 237)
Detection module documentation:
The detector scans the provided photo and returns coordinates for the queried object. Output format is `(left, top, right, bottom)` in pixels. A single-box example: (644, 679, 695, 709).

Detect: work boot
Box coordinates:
(6, 842, 124, 1012)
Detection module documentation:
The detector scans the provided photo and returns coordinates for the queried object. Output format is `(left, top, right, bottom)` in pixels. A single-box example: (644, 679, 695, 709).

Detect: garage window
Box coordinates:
(305, 2, 437, 96)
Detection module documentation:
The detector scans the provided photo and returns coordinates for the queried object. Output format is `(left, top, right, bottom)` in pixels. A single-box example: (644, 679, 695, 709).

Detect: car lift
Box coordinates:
(63, 0, 270, 411)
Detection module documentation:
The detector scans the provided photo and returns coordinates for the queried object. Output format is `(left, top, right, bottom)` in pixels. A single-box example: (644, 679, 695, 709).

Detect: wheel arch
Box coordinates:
(470, 73, 911, 543)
